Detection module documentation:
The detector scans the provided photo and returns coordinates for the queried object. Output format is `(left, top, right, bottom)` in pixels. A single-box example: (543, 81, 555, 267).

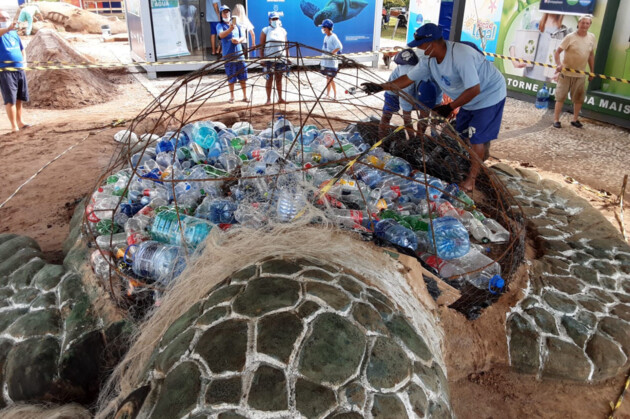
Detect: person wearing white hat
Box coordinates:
(259, 11, 289, 104)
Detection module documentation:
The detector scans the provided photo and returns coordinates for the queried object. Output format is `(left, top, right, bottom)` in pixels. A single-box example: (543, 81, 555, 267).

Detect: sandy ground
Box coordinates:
(0, 33, 629, 417)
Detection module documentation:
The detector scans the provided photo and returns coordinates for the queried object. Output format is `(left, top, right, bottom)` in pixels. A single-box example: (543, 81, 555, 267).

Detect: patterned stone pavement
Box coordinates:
(492, 163, 630, 382)
(119, 257, 452, 419)
(0, 233, 131, 406)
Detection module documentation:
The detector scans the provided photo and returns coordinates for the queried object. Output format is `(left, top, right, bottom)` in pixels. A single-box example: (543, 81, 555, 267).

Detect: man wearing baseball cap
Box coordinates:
(362, 23, 506, 192)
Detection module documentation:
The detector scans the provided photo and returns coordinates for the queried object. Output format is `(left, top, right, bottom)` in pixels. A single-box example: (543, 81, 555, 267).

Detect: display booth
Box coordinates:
(124, 0, 382, 78)
(406, 0, 629, 128)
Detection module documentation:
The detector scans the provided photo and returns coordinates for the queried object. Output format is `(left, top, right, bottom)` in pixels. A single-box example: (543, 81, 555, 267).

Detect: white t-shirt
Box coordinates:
(321, 33, 343, 69)
(262, 26, 288, 59)
(205, 0, 220, 22)
(407, 41, 506, 110)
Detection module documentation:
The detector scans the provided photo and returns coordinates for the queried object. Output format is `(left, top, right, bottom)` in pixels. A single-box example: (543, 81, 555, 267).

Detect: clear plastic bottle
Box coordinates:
(384, 157, 412, 176)
(427, 216, 470, 260)
(276, 189, 307, 222)
(449, 248, 505, 293)
(192, 121, 218, 149)
(375, 219, 418, 251)
(150, 210, 214, 248)
(483, 218, 510, 243)
(196, 197, 238, 224)
(273, 116, 295, 141)
(413, 173, 445, 201)
(131, 241, 187, 285)
(96, 232, 128, 250)
(328, 208, 376, 230)
(535, 83, 550, 109)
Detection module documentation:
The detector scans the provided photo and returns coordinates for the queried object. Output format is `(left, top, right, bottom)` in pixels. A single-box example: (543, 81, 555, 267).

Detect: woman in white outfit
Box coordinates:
(231, 4, 255, 58)
(259, 12, 289, 104)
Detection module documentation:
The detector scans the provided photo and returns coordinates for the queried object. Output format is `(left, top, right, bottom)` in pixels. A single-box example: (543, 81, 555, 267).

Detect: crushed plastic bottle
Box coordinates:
(375, 219, 418, 251)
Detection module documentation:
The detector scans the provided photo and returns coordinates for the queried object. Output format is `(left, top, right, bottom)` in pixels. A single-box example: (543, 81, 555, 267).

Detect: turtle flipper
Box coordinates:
(300, 0, 320, 20)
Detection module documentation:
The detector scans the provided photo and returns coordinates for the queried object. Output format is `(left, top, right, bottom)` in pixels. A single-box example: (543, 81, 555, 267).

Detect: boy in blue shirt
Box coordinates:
(0, 11, 29, 132)
(362, 23, 507, 192)
(319, 19, 342, 100)
(217, 5, 248, 103)
(378, 48, 441, 140)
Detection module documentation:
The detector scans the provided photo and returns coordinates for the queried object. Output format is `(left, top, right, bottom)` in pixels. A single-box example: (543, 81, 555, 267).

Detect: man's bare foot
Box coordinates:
(242, 97, 249, 102)
(265, 99, 272, 105)
(278, 98, 287, 104)
(228, 97, 235, 104)
(18, 123, 31, 129)
(11, 128, 19, 133)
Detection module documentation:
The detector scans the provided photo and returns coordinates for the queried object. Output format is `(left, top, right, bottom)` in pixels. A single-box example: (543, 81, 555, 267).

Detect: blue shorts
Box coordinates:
(383, 92, 403, 113)
(456, 98, 506, 145)
(320, 66, 338, 78)
(225, 61, 247, 83)
(264, 61, 288, 80)
(0, 70, 29, 105)
(209, 21, 219, 35)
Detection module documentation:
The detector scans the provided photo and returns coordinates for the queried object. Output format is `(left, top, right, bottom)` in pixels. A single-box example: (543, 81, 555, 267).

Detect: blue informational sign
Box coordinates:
(539, 0, 596, 15)
(247, 0, 376, 54)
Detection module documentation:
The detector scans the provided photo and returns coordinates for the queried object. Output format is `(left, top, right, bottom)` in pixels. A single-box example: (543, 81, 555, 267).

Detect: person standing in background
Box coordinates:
(319, 19, 342, 100)
(0, 10, 30, 132)
(205, 0, 221, 56)
(231, 4, 255, 58)
(17, 4, 42, 36)
(217, 5, 248, 103)
(552, 14, 595, 129)
(260, 12, 289, 105)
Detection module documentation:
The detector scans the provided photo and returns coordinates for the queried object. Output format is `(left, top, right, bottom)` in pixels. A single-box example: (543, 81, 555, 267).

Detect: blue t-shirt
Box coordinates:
(217, 22, 244, 60)
(407, 41, 506, 110)
(205, 0, 220, 22)
(321, 33, 342, 69)
(0, 31, 24, 69)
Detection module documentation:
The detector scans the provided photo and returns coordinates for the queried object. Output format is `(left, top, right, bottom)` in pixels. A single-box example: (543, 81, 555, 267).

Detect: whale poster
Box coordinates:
(247, 0, 378, 54)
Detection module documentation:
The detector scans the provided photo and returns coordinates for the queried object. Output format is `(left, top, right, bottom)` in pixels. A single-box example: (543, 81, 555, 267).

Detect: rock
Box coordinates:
(32, 264, 65, 290)
(5, 336, 60, 401)
(371, 394, 408, 418)
(598, 317, 630, 355)
(297, 300, 320, 319)
(150, 362, 201, 419)
(0, 308, 28, 333)
(58, 273, 85, 303)
(9, 258, 46, 288)
(299, 313, 365, 385)
(196, 319, 248, 373)
(352, 302, 388, 334)
(0, 236, 40, 262)
(59, 330, 105, 402)
(229, 264, 257, 282)
(611, 304, 630, 322)
(31, 292, 57, 309)
(295, 258, 339, 274)
(232, 277, 300, 316)
(155, 328, 196, 373)
(64, 295, 98, 346)
(586, 333, 627, 381)
(542, 275, 583, 295)
(160, 302, 202, 347)
(591, 288, 615, 304)
(203, 285, 244, 309)
(515, 167, 541, 184)
(414, 362, 442, 394)
(195, 306, 230, 326)
(561, 316, 591, 347)
(525, 307, 558, 334)
(248, 365, 287, 411)
(341, 381, 365, 408)
(542, 337, 591, 380)
(257, 312, 303, 363)
(520, 297, 540, 310)
(11, 287, 41, 305)
(490, 163, 520, 178)
(576, 296, 606, 313)
(306, 282, 351, 311)
(302, 269, 336, 282)
(427, 399, 451, 419)
(295, 378, 337, 418)
(62, 242, 89, 274)
(507, 313, 540, 374)
(386, 315, 432, 361)
(337, 275, 364, 297)
(542, 290, 577, 313)
(366, 337, 412, 390)
(259, 259, 302, 276)
(407, 383, 428, 417)
(206, 376, 242, 405)
(6, 309, 62, 338)
(0, 247, 43, 284)
(591, 260, 618, 277)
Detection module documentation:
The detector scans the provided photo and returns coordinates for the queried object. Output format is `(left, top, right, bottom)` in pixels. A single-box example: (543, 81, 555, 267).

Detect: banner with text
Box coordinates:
(151, 0, 190, 59)
(406, 0, 442, 45)
(460, 0, 506, 61)
(539, 0, 596, 15)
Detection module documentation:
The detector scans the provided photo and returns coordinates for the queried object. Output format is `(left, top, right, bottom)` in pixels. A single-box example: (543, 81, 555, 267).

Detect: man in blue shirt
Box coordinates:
(205, 0, 221, 56)
(0, 11, 29, 132)
(362, 23, 507, 192)
(217, 5, 248, 103)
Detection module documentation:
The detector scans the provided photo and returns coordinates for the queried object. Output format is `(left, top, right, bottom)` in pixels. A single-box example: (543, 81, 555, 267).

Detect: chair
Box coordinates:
(180, 4, 200, 51)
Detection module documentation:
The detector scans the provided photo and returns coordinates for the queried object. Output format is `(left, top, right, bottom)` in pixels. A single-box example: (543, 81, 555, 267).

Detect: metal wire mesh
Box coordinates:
(84, 42, 526, 319)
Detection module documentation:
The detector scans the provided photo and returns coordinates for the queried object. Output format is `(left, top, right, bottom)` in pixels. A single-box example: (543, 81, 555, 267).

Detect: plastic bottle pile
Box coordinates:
(88, 116, 510, 300)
